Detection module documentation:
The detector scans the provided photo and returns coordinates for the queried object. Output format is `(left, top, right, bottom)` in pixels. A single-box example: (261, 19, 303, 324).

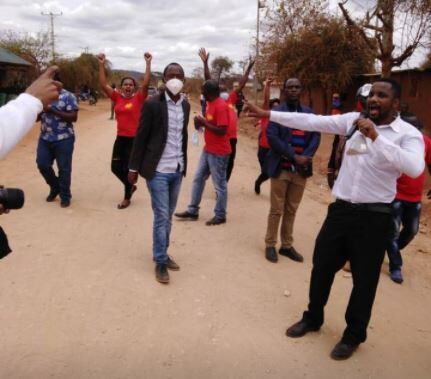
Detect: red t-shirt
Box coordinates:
(111, 91, 146, 137)
(204, 97, 231, 155)
(259, 118, 270, 148)
(396, 134, 431, 202)
(227, 103, 237, 139)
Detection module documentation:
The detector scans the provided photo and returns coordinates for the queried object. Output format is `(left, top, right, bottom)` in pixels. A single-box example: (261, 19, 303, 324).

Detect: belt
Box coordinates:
(335, 199, 393, 215)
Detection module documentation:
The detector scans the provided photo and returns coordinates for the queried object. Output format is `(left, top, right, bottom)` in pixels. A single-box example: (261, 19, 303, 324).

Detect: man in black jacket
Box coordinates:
(128, 63, 190, 284)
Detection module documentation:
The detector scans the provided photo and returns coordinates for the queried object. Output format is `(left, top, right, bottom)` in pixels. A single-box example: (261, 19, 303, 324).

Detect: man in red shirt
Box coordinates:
(175, 80, 230, 225)
(197, 48, 254, 181)
(387, 119, 431, 284)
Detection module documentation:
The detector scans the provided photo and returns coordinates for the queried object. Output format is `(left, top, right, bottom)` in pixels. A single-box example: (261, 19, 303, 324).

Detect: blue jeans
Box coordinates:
(387, 199, 422, 271)
(146, 171, 183, 265)
(187, 150, 229, 219)
(36, 137, 75, 201)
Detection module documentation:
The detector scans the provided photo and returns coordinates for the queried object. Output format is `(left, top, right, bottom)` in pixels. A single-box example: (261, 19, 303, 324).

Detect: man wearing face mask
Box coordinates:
(197, 48, 255, 181)
(175, 79, 230, 226)
(128, 63, 190, 284)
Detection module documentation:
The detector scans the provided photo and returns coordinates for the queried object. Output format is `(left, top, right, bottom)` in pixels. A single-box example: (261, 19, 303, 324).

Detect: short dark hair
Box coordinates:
(376, 78, 401, 99)
(284, 78, 301, 89)
(269, 98, 280, 108)
(163, 62, 184, 78)
(203, 79, 220, 97)
(120, 76, 136, 87)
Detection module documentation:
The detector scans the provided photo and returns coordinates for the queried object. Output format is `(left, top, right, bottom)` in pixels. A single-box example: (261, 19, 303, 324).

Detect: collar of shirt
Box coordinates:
(165, 91, 184, 105)
(374, 114, 402, 133)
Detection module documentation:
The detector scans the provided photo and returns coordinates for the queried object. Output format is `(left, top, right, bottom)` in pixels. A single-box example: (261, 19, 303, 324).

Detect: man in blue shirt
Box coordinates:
(264, 78, 320, 264)
(37, 72, 79, 208)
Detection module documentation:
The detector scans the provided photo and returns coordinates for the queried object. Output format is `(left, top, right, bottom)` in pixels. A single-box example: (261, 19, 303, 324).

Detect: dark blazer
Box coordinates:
(129, 90, 190, 180)
(265, 103, 321, 178)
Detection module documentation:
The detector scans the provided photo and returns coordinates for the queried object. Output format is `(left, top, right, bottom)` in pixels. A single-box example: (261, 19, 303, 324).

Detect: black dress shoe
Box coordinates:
(254, 180, 261, 195)
(174, 211, 198, 220)
(279, 247, 304, 262)
(205, 217, 226, 226)
(330, 341, 358, 360)
(265, 247, 278, 263)
(286, 320, 320, 338)
(60, 199, 70, 208)
(46, 188, 59, 202)
(167, 256, 180, 271)
(155, 264, 169, 284)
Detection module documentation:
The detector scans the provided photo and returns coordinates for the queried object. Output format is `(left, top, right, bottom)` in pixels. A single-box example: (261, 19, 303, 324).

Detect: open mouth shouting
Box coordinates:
(368, 104, 380, 119)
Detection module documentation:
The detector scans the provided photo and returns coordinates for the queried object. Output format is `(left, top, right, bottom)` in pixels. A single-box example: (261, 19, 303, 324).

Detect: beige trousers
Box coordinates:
(265, 170, 306, 248)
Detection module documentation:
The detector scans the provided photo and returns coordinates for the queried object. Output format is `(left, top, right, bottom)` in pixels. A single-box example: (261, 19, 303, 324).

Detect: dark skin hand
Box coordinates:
(355, 118, 379, 141)
(293, 155, 311, 166)
(194, 115, 227, 136)
(128, 171, 138, 185)
(45, 105, 78, 122)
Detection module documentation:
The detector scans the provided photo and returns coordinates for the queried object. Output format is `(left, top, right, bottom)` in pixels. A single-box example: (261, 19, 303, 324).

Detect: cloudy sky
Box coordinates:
(0, 0, 426, 75)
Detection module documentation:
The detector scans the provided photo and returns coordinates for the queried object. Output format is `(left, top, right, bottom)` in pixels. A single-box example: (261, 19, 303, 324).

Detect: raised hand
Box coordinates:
(97, 53, 106, 64)
(243, 100, 270, 119)
(25, 66, 62, 108)
(198, 48, 209, 63)
(264, 76, 274, 85)
(247, 58, 256, 71)
(144, 52, 152, 63)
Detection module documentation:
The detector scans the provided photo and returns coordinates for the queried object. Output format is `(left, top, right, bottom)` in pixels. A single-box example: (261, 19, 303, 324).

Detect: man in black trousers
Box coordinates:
(245, 78, 425, 360)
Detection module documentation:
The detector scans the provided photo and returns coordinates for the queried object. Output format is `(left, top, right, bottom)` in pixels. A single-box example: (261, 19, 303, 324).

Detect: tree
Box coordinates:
(338, 0, 431, 77)
(261, 12, 373, 105)
(0, 30, 50, 76)
(56, 53, 112, 93)
(211, 56, 234, 81)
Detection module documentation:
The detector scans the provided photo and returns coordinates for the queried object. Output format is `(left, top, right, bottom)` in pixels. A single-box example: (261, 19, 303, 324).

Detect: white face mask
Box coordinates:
(165, 78, 184, 95)
(220, 91, 229, 101)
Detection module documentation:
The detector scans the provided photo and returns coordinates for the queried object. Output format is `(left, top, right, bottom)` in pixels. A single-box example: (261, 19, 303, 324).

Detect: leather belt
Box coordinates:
(335, 199, 393, 215)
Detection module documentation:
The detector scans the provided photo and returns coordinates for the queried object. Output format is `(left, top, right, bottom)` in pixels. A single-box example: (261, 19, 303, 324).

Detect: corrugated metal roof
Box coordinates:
(0, 47, 31, 66)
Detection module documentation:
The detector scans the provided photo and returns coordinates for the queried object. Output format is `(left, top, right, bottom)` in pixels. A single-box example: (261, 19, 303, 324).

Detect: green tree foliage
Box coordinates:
(261, 13, 374, 94)
(211, 56, 234, 81)
(0, 30, 50, 76)
(56, 53, 112, 93)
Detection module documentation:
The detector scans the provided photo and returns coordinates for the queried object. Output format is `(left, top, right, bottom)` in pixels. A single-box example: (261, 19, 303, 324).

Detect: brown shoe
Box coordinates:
(155, 264, 169, 284)
(167, 256, 180, 271)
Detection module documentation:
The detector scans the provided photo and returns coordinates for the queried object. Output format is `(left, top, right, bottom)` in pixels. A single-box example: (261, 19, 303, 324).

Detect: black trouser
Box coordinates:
(255, 146, 269, 185)
(111, 136, 135, 200)
(226, 138, 237, 182)
(302, 200, 393, 345)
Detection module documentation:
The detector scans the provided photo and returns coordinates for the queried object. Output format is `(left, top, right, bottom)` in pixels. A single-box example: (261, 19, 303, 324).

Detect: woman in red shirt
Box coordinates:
(254, 77, 280, 194)
(98, 52, 152, 209)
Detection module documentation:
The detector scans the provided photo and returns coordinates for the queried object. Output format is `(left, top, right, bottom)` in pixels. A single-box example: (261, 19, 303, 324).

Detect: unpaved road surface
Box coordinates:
(0, 99, 430, 378)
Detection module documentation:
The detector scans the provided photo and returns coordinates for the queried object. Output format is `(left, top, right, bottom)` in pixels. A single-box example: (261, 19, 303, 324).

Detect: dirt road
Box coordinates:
(0, 99, 430, 378)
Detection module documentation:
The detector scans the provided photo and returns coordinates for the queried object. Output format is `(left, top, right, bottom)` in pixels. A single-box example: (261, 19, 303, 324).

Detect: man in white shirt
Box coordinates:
(245, 78, 425, 360)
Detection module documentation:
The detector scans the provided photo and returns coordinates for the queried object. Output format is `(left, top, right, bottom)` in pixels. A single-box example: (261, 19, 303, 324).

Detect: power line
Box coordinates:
(41, 11, 62, 62)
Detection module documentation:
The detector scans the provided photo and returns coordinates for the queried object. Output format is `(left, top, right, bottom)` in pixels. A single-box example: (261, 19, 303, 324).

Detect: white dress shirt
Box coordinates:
(0, 94, 42, 159)
(156, 92, 185, 173)
(270, 111, 425, 204)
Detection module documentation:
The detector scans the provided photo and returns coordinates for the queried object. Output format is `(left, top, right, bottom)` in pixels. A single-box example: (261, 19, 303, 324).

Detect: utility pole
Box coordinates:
(254, 0, 265, 103)
(41, 11, 62, 62)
